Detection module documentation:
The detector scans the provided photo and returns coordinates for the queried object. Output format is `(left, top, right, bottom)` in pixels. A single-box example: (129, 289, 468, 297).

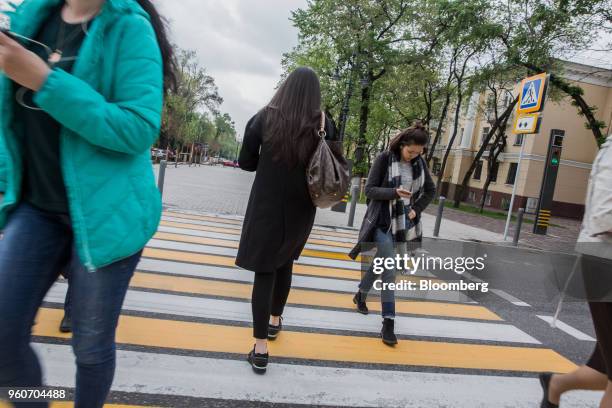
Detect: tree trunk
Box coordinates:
(354, 80, 371, 174)
(435, 86, 463, 198)
(479, 130, 507, 212)
(452, 97, 518, 207)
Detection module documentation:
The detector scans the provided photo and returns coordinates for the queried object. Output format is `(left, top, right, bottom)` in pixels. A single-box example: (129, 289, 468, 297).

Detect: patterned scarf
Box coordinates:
(388, 152, 425, 243)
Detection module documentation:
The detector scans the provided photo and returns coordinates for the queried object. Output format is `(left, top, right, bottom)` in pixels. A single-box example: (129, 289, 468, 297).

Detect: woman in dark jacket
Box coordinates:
(349, 123, 435, 345)
(236, 67, 338, 374)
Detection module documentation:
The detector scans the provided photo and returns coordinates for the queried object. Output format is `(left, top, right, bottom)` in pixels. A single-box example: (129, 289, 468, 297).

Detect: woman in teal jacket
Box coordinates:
(0, 0, 174, 405)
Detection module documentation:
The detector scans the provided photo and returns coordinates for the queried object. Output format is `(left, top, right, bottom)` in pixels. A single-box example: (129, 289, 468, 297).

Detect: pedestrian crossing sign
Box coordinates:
(517, 73, 548, 114)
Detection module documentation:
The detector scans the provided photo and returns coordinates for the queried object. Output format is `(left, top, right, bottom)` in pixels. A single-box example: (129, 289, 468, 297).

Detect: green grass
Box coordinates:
(433, 199, 563, 228)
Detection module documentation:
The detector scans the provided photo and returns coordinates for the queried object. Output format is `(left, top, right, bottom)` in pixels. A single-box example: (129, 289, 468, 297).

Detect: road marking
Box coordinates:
(490, 289, 532, 307)
(33, 343, 602, 408)
(164, 210, 360, 238)
(33, 308, 575, 373)
(46, 282, 527, 343)
(148, 238, 361, 270)
(537, 315, 596, 342)
(136, 258, 478, 306)
(153, 232, 361, 262)
(160, 220, 356, 244)
(158, 224, 355, 250)
(126, 270, 501, 320)
(162, 215, 358, 240)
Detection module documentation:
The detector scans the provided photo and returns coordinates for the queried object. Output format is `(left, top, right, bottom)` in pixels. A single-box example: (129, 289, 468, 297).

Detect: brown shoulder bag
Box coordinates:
(306, 112, 350, 208)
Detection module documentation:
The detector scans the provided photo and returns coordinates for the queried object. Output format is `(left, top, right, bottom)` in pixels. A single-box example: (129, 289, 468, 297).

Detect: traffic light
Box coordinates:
(533, 130, 564, 235)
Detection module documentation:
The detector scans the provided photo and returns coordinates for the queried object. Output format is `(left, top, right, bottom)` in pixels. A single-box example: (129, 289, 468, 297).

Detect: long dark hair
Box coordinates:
(135, 0, 177, 94)
(388, 121, 429, 157)
(263, 67, 322, 167)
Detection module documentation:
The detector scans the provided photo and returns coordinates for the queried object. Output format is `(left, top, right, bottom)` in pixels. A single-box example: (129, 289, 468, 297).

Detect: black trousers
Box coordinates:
(586, 301, 612, 381)
(251, 260, 294, 339)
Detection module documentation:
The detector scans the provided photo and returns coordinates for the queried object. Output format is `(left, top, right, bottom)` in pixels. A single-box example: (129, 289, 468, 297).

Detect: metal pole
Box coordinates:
(433, 196, 446, 237)
(158, 160, 167, 197)
(503, 135, 527, 240)
(513, 208, 525, 246)
(347, 185, 360, 227)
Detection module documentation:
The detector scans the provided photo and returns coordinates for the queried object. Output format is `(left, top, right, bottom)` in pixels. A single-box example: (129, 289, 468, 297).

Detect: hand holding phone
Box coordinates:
(396, 187, 412, 199)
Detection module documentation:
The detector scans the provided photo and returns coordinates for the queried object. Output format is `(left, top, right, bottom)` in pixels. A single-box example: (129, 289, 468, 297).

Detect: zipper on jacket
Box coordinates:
(60, 134, 97, 273)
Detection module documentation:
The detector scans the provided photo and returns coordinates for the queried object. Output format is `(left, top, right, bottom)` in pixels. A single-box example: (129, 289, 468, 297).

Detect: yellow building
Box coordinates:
(430, 61, 612, 219)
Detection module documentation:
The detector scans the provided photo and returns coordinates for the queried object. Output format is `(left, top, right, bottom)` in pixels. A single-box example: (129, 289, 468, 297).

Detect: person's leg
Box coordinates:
(358, 228, 395, 297)
(547, 302, 611, 404)
(251, 272, 275, 353)
(68, 249, 142, 408)
(0, 204, 72, 407)
(372, 230, 396, 318)
(270, 260, 293, 326)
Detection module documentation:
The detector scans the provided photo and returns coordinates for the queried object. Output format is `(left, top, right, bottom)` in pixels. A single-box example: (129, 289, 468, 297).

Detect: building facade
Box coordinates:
(430, 61, 612, 219)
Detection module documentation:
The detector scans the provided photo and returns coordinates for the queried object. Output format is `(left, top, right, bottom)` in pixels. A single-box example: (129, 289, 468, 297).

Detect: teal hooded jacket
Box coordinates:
(0, 0, 164, 271)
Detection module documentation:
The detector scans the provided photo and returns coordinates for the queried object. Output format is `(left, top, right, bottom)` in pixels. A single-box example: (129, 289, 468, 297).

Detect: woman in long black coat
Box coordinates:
(235, 67, 338, 374)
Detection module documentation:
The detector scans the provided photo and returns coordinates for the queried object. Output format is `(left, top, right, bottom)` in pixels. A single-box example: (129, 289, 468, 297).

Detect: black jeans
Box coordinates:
(251, 260, 293, 339)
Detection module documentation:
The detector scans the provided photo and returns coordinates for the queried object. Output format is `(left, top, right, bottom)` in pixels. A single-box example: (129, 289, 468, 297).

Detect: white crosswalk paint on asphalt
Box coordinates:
(36, 343, 602, 408)
(44, 282, 540, 344)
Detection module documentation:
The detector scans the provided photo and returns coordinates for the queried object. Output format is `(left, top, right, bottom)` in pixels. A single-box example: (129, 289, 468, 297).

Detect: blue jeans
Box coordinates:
(358, 227, 396, 318)
(0, 203, 142, 408)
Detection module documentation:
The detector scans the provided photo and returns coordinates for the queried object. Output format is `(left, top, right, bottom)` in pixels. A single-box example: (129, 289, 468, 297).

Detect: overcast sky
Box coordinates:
(157, 0, 308, 141)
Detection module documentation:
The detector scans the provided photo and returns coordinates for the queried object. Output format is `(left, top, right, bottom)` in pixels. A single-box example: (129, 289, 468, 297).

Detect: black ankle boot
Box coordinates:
(539, 373, 559, 408)
(353, 291, 368, 314)
(381, 318, 398, 346)
(59, 314, 72, 333)
(247, 345, 269, 374)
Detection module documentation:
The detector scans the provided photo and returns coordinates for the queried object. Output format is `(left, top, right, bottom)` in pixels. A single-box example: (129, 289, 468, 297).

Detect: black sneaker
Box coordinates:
(268, 316, 283, 340)
(539, 373, 559, 408)
(381, 318, 398, 346)
(59, 314, 72, 333)
(353, 291, 368, 314)
(247, 346, 269, 374)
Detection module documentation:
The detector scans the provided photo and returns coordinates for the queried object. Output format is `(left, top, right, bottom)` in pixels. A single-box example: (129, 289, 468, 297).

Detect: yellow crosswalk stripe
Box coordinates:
(142, 247, 441, 285)
(154, 231, 360, 262)
(163, 211, 358, 240)
(164, 211, 243, 226)
(143, 247, 359, 280)
(129, 271, 501, 321)
(0, 403, 153, 408)
(160, 220, 354, 249)
(33, 308, 575, 373)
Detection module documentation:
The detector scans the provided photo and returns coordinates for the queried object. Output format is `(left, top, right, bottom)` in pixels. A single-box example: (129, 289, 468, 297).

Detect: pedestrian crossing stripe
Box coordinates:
(163, 211, 359, 240)
(154, 231, 361, 262)
(160, 220, 356, 246)
(141, 247, 442, 284)
(127, 271, 501, 320)
(22, 207, 595, 406)
(32, 308, 576, 373)
(0, 403, 150, 408)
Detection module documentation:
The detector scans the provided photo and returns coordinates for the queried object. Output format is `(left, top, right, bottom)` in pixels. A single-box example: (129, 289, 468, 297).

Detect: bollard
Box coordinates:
(347, 185, 360, 227)
(513, 208, 525, 246)
(433, 196, 445, 237)
(158, 160, 167, 197)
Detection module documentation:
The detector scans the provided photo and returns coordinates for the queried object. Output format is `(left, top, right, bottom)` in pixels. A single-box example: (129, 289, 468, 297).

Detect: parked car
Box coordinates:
(222, 160, 239, 168)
